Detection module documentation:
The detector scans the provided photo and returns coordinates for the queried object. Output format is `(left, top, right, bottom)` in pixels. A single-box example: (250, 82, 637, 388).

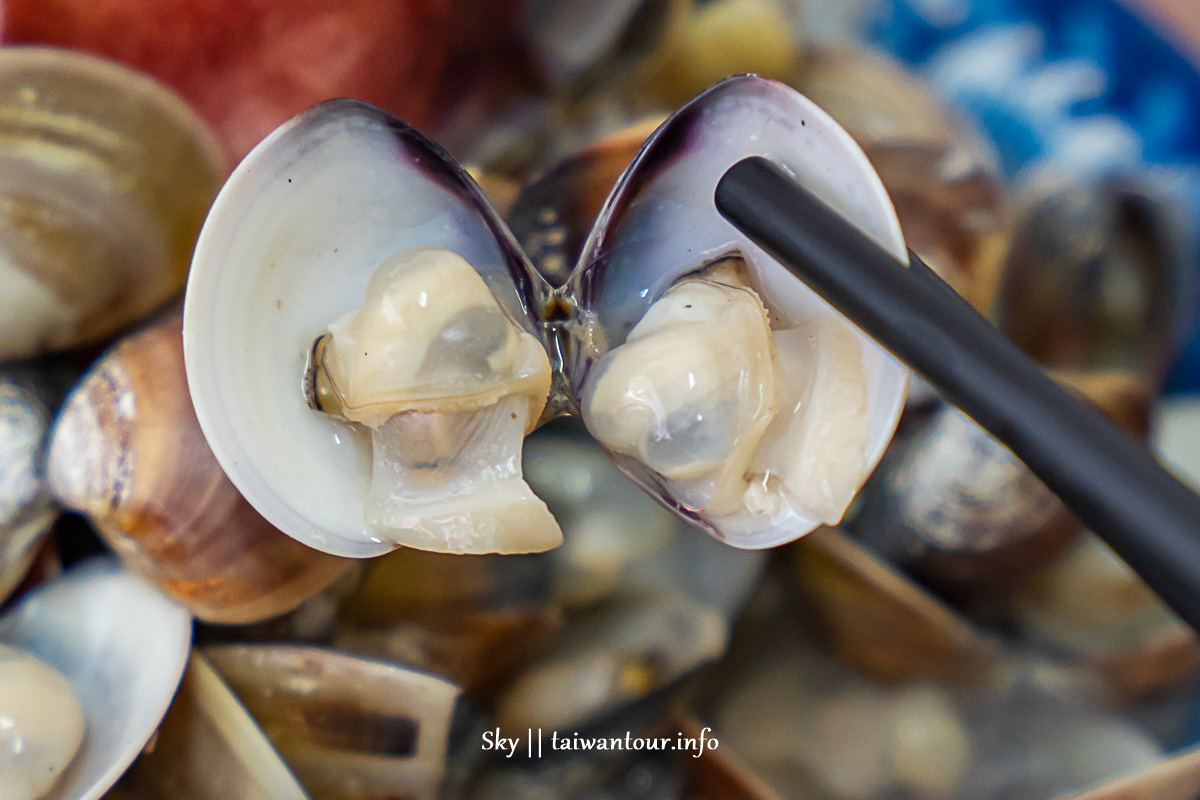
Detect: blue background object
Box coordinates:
(867, 0, 1200, 391)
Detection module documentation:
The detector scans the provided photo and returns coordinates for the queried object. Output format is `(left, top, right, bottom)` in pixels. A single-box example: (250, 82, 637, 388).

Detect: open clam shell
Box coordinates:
(204, 644, 470, 800)
(0, 46, 225, 362)
(184, 99, 558, 558)
(569, 75, 909, 549)
(48, 315, 351, 624)
(494, 590, 728, 737)
(117, 653, 310, 800)
(0, 559, 192, 800)
(0, 374, 58, 604)
(794, 46, 1011, 316)
(507, 118, 662, 286)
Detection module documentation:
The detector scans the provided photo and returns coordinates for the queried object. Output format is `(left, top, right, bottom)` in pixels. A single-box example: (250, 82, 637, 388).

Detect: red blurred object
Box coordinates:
(4, 0, 523, 158)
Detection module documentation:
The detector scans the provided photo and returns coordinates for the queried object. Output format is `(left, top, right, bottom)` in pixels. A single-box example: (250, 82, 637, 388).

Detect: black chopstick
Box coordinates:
(715, 155, 1200, 634)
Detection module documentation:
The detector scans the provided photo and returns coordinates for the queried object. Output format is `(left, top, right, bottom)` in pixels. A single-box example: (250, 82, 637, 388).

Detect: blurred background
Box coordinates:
(6, 1, 1200, 800)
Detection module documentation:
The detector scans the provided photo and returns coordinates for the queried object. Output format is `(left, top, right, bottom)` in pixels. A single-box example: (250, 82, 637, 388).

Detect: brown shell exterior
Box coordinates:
(791, 526, 1004, 687)
(336, 548, 561, 697)
(48, 314, 351, 624)
(795, 46, 1011, 316)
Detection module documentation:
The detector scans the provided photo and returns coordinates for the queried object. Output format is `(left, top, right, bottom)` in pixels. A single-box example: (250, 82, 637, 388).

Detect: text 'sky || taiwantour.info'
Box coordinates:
(481, 727, 719, 759)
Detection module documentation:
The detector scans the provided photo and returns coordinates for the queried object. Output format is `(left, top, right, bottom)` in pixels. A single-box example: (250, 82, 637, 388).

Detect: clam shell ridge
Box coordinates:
(567, 75, 910, 548)
(0, 559, 192, 800)
(183, 99, 551, 558)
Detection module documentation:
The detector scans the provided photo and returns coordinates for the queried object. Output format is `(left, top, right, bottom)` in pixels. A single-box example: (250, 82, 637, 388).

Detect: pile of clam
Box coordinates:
(3, 2, 1200, 799)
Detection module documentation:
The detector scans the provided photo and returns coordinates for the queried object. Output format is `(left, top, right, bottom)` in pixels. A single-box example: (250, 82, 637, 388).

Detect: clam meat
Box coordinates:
(184, 76, 909, 556)
(0, 559, 192, 800)
(0, 644, 85, 800)
(570, 76, 908, 548)
(184, 100, 562, 558)
(307, 246, 560, 554)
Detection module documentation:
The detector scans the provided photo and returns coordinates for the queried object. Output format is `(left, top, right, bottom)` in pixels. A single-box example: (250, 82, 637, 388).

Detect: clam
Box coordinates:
(184, 76, 909, 556)
(0, 47, 225, 362)
(0, 644, 84, 800)
(853, 370, 1154, 607)
(333, 548, 560, 697)
(0, 374, 58, 604)
(116, 653, 309, 800)
(569, 75, 909, 549)
(710, 642, 972, 800)
(790, 526, 1004, 687)
(794, 46, 1011, 315)
(998, 170, 1195, 387)
(493, 591, 728, 737)
(204, 644, 471, 800)
(855, 403, 1079, 605)
(184, 99, 563, 558)
(523, 417, 766, 612)
(1012, 532, 1200, 701)
(0, 559, 192, 800)
(507, 119, 661, 287)
(47, 314, 351, 624)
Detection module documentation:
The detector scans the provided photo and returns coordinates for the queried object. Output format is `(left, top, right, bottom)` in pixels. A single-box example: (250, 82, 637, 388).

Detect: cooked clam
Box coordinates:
(48, 315, 351, 624)
(794, 46, 1010, 316)
(0, 47, 224, 361)
(1012, 532, 1200, 700)
(494, 591, 727, 736)
(571, 76, 909, 549)
(524, 418, 765, 612)
(185, 100, 561, 558)
(308, 245, 560, 554)
(998, 170, 1194, 387)
(186, 77, 907, 556)
(712, 644, 972, 800)
(0, 375, 58, 604)
(0, 644, 85, 800)
(117, 653, 309, 800)
(0, 560, 192, 800)
(204, 644, 469, 800)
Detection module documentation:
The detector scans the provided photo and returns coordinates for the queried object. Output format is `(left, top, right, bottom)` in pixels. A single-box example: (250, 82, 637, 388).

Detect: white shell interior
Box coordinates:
(572, 76, 910, 547)
(0, 559, 192, 800)
(184, 100, 539, 558)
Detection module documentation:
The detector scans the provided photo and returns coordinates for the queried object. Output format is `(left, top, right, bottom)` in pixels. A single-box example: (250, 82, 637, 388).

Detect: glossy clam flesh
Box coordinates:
(185, 99, 557, 558)
(309, 246, 560, 553)
(0, 644, 85, 800)
(0, 560, 192, 800)
(185, 76, 908, 556)
(571, 75, 908, 548)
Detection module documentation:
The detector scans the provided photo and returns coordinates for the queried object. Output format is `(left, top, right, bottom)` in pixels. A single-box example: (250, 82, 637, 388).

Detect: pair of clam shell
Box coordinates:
(183, 74, 911, 560)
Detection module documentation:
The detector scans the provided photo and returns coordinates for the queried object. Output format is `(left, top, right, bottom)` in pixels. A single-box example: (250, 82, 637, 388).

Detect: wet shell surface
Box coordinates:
(0, 643, 85, 800)
(184, 99, 560, 558)
(118, 653, 310, 800)
(185, 76, 908, 556)
(570, 75, 909, 549)
(48, 315, 351, 624)
(0, 46, 225, 361)
(794, 46, 1010, 316)
(0, 560, 192, 800)
(0, 376, 58, 604)
(494, 591, 728, 735)
(204, 644, 466, 800)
